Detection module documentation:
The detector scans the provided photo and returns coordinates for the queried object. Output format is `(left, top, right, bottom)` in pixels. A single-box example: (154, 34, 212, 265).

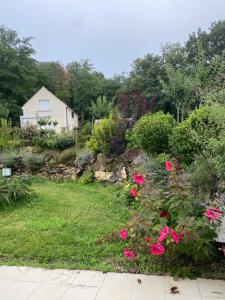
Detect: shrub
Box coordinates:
(20, 124, 38, 146)
(75, 148, 94, 169)
(2, 153, 24, 169)
(87, 114, 116, 155)
(129, 112, 175, 155)
(23, 155, 44, 173)
(170, 104, 225, 164)
(58, 148, 77, 165)
(0, 176, 33, 206)
(79, 169, 94, 184)
(33, 132, 75, 151)
(119, 164, 224, 277)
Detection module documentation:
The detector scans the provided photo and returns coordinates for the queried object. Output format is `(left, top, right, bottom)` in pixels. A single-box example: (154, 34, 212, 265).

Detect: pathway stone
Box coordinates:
(0, 266, 223, 299)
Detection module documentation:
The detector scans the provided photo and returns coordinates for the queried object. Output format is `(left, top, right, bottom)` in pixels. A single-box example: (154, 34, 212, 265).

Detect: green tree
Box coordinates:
(89, 95, 112, 121)
(0, 26, 38, 124)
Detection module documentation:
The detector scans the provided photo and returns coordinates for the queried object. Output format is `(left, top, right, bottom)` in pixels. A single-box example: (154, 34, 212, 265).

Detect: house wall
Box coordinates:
(22, 87, 78, 133)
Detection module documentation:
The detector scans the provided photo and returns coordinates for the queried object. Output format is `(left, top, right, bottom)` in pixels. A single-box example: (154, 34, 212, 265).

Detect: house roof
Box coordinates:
(22, 86, 78, 117)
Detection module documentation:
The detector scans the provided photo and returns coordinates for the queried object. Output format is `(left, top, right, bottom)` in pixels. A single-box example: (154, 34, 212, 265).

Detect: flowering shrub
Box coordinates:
(119, 162, 224, 276)
(119, 173, 145, 207)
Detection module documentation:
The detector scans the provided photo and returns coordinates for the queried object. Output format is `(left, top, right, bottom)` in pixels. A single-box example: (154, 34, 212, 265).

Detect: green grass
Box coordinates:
(0, 180, 224, 279)
(0, 181, 129, 271)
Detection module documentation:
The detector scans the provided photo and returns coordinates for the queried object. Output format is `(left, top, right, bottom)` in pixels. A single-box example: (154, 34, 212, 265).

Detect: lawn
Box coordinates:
(0, 180, 224, 279)
(0, 180, 129, 271)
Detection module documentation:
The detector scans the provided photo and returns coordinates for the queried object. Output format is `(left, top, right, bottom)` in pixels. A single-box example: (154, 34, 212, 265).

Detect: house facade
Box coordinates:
(20, 86, 78, 133)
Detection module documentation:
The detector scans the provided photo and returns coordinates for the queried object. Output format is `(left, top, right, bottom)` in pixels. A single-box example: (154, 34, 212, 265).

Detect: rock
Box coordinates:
(95, 170, 114, 182)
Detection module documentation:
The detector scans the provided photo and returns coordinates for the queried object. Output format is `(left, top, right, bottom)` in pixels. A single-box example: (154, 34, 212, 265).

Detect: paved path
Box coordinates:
(0, 266, 224, 299)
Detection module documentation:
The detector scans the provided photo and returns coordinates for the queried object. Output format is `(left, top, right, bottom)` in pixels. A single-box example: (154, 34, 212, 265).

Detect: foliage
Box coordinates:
(87, 114, 116, 155)
(0, 176, 33, 206)
(1, 152, 24, 169)
(170, 104, 225, 164)
(75, 147, 94, 169)
(89, 95, 113, 120)
(23, 155, 44, 173)
(129, 112, 175, 155)
(20, 124, 38, 146)
(79, 169, 94, 184)
(120, 165, 224, 277)
(33, 131, 75, 151)
(58, 147, 77, 165)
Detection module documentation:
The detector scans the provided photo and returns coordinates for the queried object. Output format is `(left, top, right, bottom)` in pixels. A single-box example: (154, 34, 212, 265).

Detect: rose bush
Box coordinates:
(119, 162, 224, 277)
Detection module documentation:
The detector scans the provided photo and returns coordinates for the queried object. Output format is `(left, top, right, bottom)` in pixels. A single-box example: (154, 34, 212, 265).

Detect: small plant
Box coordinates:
(79, 169, 94, 184)
(23, 155, 44, 173)
(0, 176, 33, 206)
(58, 147, 76, 165)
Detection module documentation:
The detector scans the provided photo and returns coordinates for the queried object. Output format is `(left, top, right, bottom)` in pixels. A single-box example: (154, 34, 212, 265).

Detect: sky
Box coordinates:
(0, 0, 225, 77)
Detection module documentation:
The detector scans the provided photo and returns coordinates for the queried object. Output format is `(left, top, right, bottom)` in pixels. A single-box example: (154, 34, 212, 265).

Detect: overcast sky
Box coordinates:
(1, 0, 225, 77)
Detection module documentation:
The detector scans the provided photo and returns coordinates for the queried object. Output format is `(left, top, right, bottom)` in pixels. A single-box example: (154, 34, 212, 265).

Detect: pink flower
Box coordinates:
(160, 210, 169, 218)
(150, 243, 165, 255)
(130, 268, 137, 273)
(204, 207, 223, 220)
(123, 248, 136, 260)
(158, 226, 170, 242)
(133, 173, 145, 185)
(165, 161, 173, 172)
(170, 229, 180, 244)
(130, 188, 139, 198)
(120, 229, 128, 240)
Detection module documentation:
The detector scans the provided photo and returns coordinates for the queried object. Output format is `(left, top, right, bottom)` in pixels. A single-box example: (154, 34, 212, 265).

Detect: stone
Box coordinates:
(120, 167, 127, 180)
(95, 170, 114, 182)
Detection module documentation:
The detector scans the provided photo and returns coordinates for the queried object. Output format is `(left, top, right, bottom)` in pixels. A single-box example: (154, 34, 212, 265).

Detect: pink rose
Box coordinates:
(204, 207, 223, 220)
(123, 248, 136, 260)
(170, 229, 180, 244)
(158, 226, 170, 242)
(130, 188, 139, 198)
(165, 161, 173, 172)
(120, 229, 128, 240)
(150, 243, 165, 255)
(133, 173, 145, 185)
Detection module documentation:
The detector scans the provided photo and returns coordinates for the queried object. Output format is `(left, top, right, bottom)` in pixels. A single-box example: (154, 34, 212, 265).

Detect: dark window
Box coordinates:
(72, 112, 74, 118)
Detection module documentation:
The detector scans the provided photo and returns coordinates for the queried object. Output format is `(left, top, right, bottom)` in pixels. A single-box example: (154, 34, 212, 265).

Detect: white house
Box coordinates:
(20, 86, 78, 133)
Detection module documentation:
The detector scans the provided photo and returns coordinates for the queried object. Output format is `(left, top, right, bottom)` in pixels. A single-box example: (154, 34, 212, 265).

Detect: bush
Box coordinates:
(87, 114, 116, 155)
(170, 104, 225, 164)
(20, 125, 38, 146)
(129, 112, 175, 155)
(0, 176, 33, 206)
(119, 165, 224, 277)
(33, 132, 75, 151)
(79, 169, 94, 184)
(23, 155, 44, 173)
(75, 148, 94, 169)
(2, 153, 24, 169)
(58, 148, 77, 165)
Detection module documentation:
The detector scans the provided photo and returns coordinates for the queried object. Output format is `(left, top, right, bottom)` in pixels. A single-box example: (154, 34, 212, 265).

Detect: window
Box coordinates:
(71, 112, 74, 118)
(38, 99, 50, 111)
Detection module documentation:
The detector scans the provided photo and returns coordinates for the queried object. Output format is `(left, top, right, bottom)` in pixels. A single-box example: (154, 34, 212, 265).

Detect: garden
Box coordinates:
(0, 20, 225, 280)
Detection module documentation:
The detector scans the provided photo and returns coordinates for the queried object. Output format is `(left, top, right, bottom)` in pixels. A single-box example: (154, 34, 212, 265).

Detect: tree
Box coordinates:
(89, 95, 112, 120)
(0, 26, 38, 124)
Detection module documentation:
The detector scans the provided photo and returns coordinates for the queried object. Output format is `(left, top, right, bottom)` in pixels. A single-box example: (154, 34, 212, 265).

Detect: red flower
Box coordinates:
(130, 188, 139, 198)
(158, 226, 170, 242)
(123, 248, 136, 260)
(160, 210, 169, 218)
(150, 243, 165, 255)
(165, 161, 173, 172)
(204, 207, 223, 220)
(133, 173, 145, 185)
(120, 229, 128, 240)
(170, 229, 180, 244)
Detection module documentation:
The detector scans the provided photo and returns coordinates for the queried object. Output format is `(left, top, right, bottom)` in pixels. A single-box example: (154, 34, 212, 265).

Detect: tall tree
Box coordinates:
(0, 26, 37, 124)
